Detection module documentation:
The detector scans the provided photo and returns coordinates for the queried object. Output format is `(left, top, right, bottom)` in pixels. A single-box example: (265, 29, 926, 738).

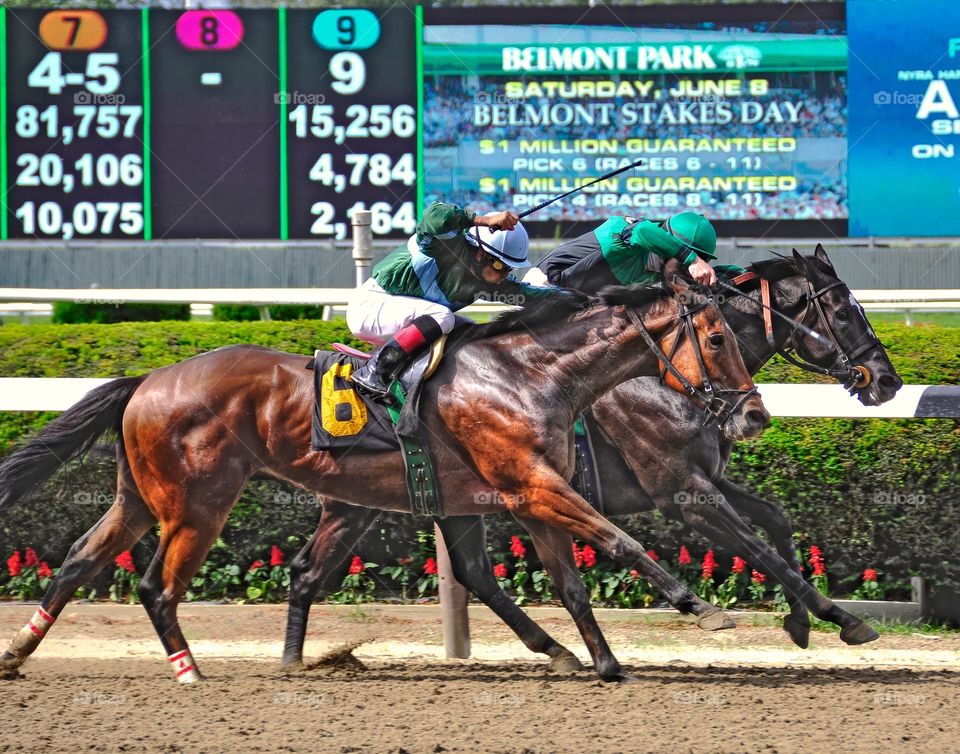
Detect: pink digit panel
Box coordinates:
(175, 11, 244, 51)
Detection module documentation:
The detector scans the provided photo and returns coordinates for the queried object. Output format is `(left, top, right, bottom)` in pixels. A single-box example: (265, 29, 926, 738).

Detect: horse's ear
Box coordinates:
(662, 258, 689, 295)
(814, 243, 836, 273)
(790, 248, 807, 274)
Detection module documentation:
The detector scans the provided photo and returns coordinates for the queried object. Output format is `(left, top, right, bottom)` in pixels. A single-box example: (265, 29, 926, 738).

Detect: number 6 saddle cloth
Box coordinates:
(307, 350, 400, 452)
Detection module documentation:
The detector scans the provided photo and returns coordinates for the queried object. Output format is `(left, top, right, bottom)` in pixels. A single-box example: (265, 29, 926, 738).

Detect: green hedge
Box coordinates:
(52, 302, 191, 324)
(0, 320, 957, 618)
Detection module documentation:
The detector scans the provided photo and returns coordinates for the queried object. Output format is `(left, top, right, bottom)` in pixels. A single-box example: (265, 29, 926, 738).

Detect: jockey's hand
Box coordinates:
(688, 256, 717, 287)
(480, 211, 519, 231)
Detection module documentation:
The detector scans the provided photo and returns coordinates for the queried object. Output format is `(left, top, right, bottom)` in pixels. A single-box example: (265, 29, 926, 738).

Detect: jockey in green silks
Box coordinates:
(523, 212, 719, 292)
(347, 201, 555, 398)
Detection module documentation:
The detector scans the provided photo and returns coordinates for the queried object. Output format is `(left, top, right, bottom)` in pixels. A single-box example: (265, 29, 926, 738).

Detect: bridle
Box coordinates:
(624, 293, 760, 429)
(736, 270, 880, 391)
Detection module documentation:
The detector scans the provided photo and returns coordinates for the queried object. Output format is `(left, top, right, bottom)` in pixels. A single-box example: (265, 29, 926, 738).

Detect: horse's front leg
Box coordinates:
(504, 472, 729, 631)
(666, 477, 878, 645)
(716, 477, 811, 649)
(516, 515, 623, 680)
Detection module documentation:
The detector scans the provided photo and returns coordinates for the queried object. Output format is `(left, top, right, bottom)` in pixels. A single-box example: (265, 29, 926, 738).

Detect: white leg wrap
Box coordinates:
(8, 607, 56, 658)
(168, 649, 201, 684)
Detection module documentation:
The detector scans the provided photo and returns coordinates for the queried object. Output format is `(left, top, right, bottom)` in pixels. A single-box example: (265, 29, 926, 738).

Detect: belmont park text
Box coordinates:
(503, 45, 725, 73)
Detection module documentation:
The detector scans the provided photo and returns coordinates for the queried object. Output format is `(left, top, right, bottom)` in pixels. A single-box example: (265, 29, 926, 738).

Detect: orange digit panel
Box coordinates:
(39, 10, 107, 51)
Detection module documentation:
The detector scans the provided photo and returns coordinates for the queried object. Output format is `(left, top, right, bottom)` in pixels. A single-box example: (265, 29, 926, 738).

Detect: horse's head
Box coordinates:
(783, 245, 903, 406)
(656, 260, 770, 441)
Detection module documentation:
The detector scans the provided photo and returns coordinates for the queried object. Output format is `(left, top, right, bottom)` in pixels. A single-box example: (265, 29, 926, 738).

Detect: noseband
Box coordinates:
(625, 296, 759, 429)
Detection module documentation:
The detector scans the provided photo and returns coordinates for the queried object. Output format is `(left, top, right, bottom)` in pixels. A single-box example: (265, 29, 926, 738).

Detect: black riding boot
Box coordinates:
(350, 315, 444, 399)
(350, 341, 409, 398)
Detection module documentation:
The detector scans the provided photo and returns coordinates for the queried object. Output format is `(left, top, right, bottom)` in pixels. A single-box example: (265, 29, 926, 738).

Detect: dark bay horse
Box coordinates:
(277, 246, 901, 678)
(0, 271, 769, 682)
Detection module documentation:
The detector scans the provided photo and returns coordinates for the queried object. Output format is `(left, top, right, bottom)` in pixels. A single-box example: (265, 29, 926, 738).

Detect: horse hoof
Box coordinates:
(696, 609, 730, 631)
(548, 651, 585, 673)
(783, 615, 811, 649)
(840, 621, 880, 646)
(0, 661, 22, 680)
(281, 660, 307, 674)
(598, 668, 626, 683)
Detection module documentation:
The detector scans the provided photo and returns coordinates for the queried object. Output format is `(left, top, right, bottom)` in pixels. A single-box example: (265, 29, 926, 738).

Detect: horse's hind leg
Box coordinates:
(0, 454, 156, 671)
(137, 475, 244, 683)
(282, 500, 381, 670)
(717, 478, 811, 649)
(436, 516, 583, 673)
(517, 516, 622, 680)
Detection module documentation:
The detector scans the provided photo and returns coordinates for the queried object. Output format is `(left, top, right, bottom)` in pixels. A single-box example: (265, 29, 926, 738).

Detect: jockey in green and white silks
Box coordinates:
(348, 201, 554, 398)
(524, 212, 719, 292)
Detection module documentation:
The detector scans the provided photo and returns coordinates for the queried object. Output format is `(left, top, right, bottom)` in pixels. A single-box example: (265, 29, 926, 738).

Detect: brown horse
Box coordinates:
(0, 269, 769, 682)
(277, 247, 897, 679)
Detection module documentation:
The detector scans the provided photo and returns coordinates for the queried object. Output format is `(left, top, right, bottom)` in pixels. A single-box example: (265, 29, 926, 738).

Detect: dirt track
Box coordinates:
(0, 603, 957, 754)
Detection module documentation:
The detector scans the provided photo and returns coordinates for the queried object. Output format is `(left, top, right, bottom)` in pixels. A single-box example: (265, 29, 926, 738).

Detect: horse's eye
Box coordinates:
(708, 334, 724, 348)
(836, 308, 850, 321)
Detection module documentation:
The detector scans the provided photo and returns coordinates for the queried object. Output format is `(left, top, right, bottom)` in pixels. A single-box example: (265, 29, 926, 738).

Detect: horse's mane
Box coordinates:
(744, 253, 833, 283)
(454, 282, 673, 345)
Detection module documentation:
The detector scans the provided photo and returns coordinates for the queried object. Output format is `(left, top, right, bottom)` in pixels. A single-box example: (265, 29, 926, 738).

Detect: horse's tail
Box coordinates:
(0, 376, 146, 511)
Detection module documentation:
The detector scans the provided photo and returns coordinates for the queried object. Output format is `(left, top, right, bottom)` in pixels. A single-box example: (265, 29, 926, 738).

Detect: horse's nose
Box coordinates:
(878, 373, 903, 392)
(745, 407, 771, 431)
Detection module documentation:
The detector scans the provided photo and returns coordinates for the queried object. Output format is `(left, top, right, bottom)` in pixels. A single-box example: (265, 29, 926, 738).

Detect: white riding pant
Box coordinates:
(346, 278, 457, 346)
(521, 267, 551, 287)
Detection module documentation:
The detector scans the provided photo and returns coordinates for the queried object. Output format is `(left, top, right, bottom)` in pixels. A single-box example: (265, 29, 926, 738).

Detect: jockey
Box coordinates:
(348, 201, 554, 398)
(524, 212, 719, 291)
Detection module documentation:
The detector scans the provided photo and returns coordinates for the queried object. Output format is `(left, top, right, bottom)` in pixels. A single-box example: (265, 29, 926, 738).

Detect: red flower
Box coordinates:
(808, 545, 825, 577)
(7, 551, 22, 578)
(646, 549, 659, 562)
(751, 570, 766, 584)
(115, 550, 136, 574)
(270, 545, 285, 567)
(863, 568, 878, 582)
(629, 569, 640, 580)
(580, 544, 597, 569)
(423, 557, 439, 576)
(24, 547, 39, 568)
(572, 542, 584, 568)
(732, 556, 747, 574)
(678, 545, 692, 566)
(493, 563, 508, 579)
(248, 560, 264, 572)
(701, 549, 717, 581)
(37, 562, 53, 580)
(348, 556, 365, 575)
(510, 536, 526, 560)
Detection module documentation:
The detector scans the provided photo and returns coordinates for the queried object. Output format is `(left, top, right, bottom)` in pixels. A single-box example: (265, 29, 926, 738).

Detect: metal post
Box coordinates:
(434, 522, 471, 659)
(352, 210, 373, 287)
